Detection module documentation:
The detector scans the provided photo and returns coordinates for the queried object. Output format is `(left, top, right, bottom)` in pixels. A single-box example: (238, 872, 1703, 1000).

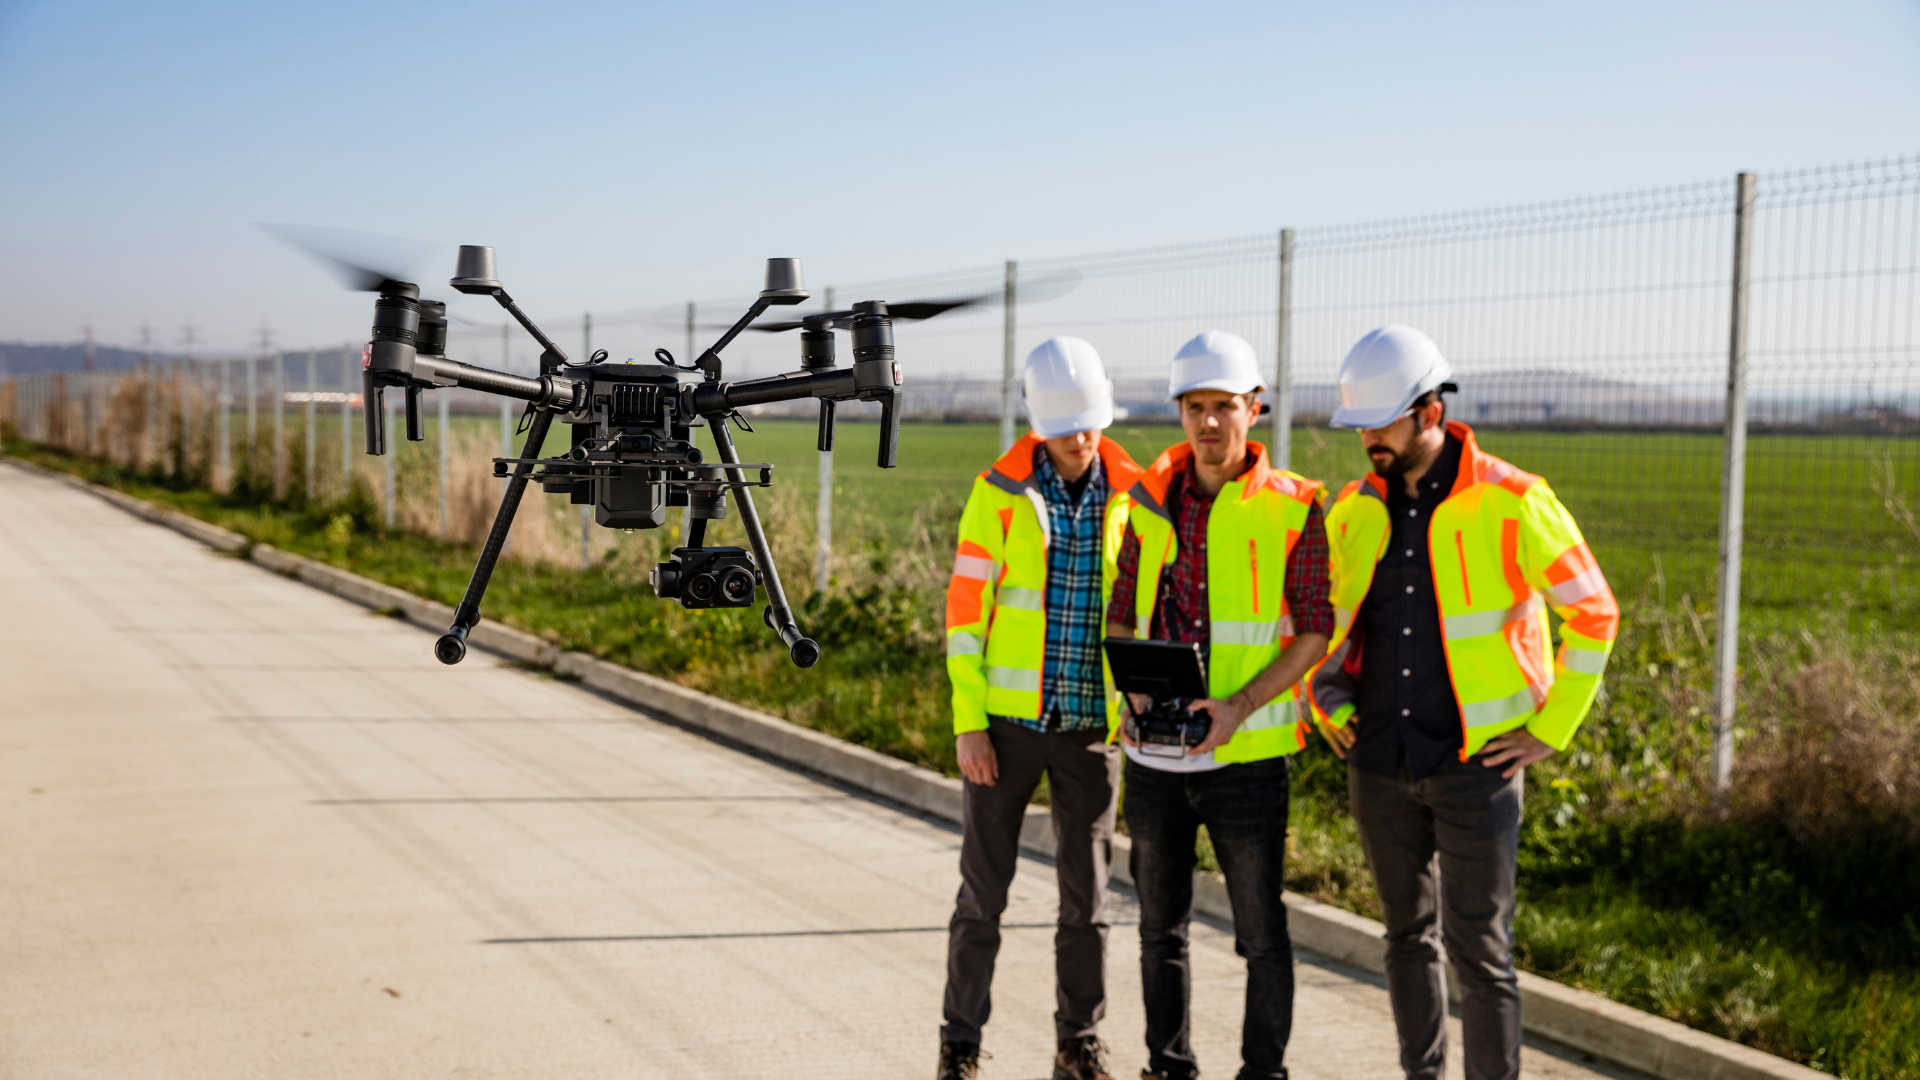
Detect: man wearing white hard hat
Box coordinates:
(1307, 326, 1618, 1080)
(939, 337, 1144, 1080)
(1105, 330, 1333, 1080)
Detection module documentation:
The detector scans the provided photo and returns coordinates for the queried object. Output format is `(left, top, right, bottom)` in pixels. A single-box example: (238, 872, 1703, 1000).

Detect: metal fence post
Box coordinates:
(272, 353, 285, 499)
(438, 386, 450, 540)
(217, 358, 231, 491)
(817, 287, 835, 593)
(1712, 171, 1756, 800)
(142, 359, 156, 469)
(304, 351, 316, 500)
(1272, 228, 1296, 470)
(499, 324, 513, 462)
(183, 356, 196, 475)
(499, 325, 513, 558)
(579, 312, 593, 569)
(682, 301, 696, 547)
(1000, 260, 1018, 452)
(246, 353, 258, 469)
(341, 345, 353, 487)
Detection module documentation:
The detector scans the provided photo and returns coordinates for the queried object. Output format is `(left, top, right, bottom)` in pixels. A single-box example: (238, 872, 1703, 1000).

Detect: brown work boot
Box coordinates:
(937, 1040, 983, 1080)
(1053, 1036, 1116, 1080)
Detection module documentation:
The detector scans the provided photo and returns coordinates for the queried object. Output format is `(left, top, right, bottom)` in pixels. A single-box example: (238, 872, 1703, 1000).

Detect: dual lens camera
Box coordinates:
(651, 546, 759, 609)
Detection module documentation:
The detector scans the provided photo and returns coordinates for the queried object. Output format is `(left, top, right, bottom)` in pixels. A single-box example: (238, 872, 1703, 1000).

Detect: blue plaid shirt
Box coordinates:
(999, 446, 1111, 733)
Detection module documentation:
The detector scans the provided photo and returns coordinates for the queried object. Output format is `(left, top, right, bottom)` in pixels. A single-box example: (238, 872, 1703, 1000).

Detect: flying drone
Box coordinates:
(276, 230, 922, 670)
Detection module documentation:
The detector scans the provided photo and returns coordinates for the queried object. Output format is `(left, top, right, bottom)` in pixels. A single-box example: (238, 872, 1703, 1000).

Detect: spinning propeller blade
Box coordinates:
(261, 223, 443, 292)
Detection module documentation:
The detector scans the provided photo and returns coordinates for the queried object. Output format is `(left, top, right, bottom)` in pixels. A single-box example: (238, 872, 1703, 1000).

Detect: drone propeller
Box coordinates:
(261, 223, 443, 292)
(682, 269, 1084, 334)
(747, 296, 987, 333)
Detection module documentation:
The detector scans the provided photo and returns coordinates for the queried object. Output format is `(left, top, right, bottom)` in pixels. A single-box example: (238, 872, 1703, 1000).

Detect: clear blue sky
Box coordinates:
(2, 0, 1916, 352)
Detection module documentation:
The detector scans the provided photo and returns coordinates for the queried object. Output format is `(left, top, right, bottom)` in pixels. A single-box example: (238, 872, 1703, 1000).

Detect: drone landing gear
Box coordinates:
(432, 409, 820, 669)
(435, 409, 556, 665)
(708, 415, 819, 668)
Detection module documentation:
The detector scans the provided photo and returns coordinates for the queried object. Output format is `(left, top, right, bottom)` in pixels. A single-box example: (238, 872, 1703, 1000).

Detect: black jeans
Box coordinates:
(1348, 755, 1524, 1080)
(1125, 756, 1294, 1080)
(943, 718, 1122, 1045)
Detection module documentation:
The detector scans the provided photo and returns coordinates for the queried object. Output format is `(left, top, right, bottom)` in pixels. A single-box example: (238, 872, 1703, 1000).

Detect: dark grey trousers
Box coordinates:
(1348, 755, 1525, 1080)
(942, 717, 1122, 1044)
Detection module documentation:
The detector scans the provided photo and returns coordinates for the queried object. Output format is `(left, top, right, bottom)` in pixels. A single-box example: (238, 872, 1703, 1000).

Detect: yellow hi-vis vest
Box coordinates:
(1306, 421, 1619, 759)
(946, 433, 1145, 734)
(1122, 441, 1324, 763)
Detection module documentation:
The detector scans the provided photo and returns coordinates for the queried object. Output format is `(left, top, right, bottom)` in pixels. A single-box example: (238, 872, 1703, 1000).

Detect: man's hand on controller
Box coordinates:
(1187, 692, 1255, 756)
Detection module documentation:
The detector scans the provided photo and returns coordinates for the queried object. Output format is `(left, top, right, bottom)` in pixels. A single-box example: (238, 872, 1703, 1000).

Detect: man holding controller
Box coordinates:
(1105, 331, 1333, 1080)
(939, 337, 1144, 1080)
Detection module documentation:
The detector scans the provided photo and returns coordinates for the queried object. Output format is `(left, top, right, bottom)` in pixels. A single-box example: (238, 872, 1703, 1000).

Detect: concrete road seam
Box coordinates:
(0, 455, 1829, 1080)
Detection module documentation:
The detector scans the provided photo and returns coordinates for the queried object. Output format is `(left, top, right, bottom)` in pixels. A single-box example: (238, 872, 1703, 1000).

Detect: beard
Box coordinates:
(1369, 445, 1413, 477)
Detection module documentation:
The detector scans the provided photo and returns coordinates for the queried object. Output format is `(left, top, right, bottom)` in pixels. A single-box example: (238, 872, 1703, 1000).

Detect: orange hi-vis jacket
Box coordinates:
(1121, 440, 1325, 762)
(945, 433, 1145, 734)
(1306, 421, 1619, 759)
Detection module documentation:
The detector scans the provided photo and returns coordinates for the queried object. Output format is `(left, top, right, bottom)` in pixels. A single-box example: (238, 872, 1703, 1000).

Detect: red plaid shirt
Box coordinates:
(1107, 457, 1332, 645)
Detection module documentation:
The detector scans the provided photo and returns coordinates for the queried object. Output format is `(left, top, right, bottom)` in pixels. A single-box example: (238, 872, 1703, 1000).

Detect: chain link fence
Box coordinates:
(5, 153, 1916, 755)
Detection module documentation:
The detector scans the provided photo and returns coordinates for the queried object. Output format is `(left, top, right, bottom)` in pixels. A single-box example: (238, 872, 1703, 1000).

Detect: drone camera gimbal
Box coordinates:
(356, 248, 902, 670)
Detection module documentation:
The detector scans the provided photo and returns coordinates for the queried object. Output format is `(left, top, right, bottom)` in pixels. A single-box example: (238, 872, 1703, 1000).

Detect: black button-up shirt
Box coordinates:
(1354, 434, 1463, 780)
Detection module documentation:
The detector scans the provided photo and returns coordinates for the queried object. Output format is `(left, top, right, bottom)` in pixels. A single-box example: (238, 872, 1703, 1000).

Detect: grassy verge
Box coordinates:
(9, 432, 1918, 1078)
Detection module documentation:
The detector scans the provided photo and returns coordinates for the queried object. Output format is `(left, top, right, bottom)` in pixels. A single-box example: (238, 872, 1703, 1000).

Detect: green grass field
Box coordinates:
(696, 418, 1919, 638)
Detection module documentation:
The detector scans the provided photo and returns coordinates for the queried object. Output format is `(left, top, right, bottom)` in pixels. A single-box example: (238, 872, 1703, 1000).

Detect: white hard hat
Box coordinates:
(1168, 330, 1263, 400)
(1023, 336, 1114, 438)
(1329, 325, 1455, 429)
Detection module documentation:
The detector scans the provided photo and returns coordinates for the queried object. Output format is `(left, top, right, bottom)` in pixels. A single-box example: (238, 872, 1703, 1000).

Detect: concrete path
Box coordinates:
(0, 463, 1642, 1080)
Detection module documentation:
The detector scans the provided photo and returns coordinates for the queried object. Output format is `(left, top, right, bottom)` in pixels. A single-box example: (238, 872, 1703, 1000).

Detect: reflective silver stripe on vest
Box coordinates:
(997, 586, 1044, 611)
(986, 665, 1041, 692)
(947, 632, 983, 656)
(1443, 595, 1542, 640)
(1240, 699, 1293, 731)
(1461, 686, 1543, 729)
(1211, 617, 1295, 647)
(1559, 645, 1608, 675)
(952, 553, 996, 581)
(1547, 566, 1606, 606)
(1334, 606, 1356, 632)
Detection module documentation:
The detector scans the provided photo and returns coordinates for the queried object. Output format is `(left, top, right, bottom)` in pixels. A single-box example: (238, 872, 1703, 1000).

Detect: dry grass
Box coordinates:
(1736, 628, 1920, 843)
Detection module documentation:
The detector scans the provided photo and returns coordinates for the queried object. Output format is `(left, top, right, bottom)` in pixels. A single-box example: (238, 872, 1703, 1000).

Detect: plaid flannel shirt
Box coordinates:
(1107, 457, 1332, 646)
(997, 446, 1111, 733)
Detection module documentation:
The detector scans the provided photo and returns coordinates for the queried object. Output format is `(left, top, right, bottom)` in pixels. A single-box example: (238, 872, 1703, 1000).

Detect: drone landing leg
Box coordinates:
(435, 409, 556, 665)
(708, 416, 820, 668)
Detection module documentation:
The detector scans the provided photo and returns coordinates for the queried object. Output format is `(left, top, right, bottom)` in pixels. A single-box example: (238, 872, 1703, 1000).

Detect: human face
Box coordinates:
(1358, 401, 1443, 478)
(1043, 429, 1100, 481)
(1179, 390, 1257, 467)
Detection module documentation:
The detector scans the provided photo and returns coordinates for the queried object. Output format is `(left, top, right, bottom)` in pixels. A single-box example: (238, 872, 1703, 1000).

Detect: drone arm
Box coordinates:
(408, 355, 581, 410)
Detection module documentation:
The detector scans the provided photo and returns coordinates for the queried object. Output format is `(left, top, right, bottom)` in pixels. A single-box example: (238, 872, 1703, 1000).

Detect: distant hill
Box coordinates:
(0, 343, 175, 376)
